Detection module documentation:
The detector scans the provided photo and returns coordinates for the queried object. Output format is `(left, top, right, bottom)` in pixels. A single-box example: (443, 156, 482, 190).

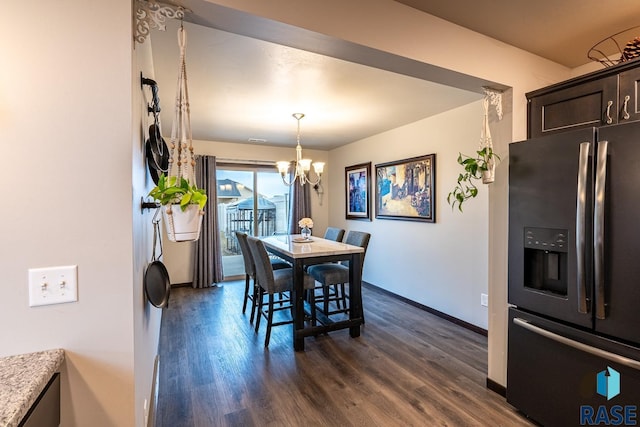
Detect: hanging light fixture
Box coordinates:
(276, 113, 325, 186)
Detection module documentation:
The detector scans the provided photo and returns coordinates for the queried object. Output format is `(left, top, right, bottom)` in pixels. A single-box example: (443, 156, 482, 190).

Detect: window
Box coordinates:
(216, 165, 289, 278)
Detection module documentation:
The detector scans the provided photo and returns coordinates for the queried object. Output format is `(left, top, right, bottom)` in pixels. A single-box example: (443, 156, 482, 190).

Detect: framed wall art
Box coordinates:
(375, 154, 436, 222)
(345, 162, 371, 220)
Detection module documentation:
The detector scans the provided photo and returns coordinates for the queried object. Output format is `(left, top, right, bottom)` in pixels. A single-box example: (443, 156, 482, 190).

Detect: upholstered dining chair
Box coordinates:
(323, 227, 345, 242)
(246, 236, 317, 347)
(307, 230, 371, 322)
(235, 231, 289, 324)
(314, 227, 346, 308)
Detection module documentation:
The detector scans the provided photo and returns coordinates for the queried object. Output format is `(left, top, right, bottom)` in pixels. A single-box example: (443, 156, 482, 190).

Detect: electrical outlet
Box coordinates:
(481, 293, 489, 307)
(28, 265, 78, 307)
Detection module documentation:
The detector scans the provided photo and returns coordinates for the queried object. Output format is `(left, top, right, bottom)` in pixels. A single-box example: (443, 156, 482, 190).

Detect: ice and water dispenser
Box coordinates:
(523, 227, 568, 296)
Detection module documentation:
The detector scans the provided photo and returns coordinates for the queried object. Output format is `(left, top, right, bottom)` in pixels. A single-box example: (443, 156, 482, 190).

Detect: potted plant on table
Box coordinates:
(148, 173, 208, 242)
(447, 147, 500, 212)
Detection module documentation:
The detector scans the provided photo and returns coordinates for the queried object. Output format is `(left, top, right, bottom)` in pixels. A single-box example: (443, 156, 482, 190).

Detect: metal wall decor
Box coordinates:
(134, 0, 188, 44)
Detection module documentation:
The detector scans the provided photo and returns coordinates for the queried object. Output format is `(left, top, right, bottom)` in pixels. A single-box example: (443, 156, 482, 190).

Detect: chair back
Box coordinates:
(324, 227, 345, 242)
(246, 236, 277, 293)
(345, 230, 371, 252)
(342, 231, 371, 270)
(235, 231, 255, 276)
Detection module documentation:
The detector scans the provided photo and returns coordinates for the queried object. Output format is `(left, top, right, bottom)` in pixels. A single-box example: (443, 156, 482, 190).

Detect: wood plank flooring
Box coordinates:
(155, 281, 533, 427)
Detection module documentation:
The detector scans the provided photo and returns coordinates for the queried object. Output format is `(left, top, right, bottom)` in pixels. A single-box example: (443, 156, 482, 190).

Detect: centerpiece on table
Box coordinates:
(298, 217, 314, 240)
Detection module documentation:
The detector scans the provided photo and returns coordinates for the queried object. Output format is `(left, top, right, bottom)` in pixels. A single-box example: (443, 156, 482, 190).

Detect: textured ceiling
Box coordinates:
(150, 19, 482, 150)
(395, 0, 640, 68)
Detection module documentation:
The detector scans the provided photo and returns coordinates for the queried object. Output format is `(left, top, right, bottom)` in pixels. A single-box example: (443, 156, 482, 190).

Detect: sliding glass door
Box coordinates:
(217, 165, 290, 278)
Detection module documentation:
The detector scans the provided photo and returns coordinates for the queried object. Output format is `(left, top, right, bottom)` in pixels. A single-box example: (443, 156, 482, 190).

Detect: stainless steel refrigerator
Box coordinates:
(507, 121, 640, 426)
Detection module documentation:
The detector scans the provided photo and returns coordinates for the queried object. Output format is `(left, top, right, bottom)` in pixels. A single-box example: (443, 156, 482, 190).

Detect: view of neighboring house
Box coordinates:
(217, 179, 290, 275)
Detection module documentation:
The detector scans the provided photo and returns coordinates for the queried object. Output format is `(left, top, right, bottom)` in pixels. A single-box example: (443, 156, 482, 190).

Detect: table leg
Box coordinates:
(349, 252, 363, 338)
(293, 260, 306, 351)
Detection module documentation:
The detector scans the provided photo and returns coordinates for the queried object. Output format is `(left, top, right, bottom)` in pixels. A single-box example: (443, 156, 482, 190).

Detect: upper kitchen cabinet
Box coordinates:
(527, 60, 640, 138)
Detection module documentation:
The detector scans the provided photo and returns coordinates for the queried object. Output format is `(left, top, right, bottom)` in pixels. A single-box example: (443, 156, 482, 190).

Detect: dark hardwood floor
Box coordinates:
(155, 281, 533, 427)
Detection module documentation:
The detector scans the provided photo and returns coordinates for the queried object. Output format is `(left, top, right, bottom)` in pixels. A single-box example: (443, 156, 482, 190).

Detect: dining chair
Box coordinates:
(246, 236, 317, 347)
(235, 231, 289, 323)
(324, 227, 345, 242)
(307, 230, 371, 321)
(313, 227, 346, 309)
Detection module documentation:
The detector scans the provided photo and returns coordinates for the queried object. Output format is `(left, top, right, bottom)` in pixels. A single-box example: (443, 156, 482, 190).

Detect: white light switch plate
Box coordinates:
(28, 265, 78, 307)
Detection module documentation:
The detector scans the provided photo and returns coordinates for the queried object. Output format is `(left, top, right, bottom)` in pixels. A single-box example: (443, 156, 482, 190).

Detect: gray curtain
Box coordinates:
(192, 155, 223, 288)
(287, 168, 312, 234)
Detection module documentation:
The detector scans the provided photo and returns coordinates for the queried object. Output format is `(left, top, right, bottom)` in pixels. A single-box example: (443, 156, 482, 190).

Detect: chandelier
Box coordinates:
(276, 113, 325, 186)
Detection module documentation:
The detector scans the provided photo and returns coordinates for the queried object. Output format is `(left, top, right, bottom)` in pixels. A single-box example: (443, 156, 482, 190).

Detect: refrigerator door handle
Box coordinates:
(576, 142, 590, 314)
(594, 140, 608, 320)
(514, 317, 640, 370)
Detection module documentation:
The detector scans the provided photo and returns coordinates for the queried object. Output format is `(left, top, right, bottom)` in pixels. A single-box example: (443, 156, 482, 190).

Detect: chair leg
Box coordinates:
(255, 288, 264, 332)
(322, 285, 330, 314)
(242, 274, 250, 314)
(360, 290, 366, 324)
(333, 284, 342, 310)
(265, 294, 275, 347)
(249, 282, 259, 324)
(339, 283, 347, 310)
(306, 289, 317, 326)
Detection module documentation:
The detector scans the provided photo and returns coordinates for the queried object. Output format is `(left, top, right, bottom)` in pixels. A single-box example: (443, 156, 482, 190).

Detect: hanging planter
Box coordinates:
(163, 204, 203, 242)
(447, 88, 503, 212)
(149, 174, 207, 242)
(481, 154, 496, 184)
(147, 24, 207, 241)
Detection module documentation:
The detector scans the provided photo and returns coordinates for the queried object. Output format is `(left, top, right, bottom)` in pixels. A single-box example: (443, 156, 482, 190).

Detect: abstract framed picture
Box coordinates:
(375, 154, 436, 222)
(345, 162, 371, 221)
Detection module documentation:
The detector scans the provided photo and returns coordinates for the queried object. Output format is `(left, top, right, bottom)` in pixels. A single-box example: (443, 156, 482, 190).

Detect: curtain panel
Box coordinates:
(192, 155, 224, 288)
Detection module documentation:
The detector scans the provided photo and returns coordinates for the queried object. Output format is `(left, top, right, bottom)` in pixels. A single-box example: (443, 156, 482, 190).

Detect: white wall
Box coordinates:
(329, 101, 489, 328)
(134, 28, 165, 427)
(0, 1, 160, 426)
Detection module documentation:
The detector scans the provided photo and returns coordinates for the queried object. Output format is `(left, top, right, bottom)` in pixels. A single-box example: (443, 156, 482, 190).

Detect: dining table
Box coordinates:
(261, 234, 365, 351)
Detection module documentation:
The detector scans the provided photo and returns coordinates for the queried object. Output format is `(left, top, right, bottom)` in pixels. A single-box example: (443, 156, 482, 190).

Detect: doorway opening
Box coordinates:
(217, 164, 290, 278)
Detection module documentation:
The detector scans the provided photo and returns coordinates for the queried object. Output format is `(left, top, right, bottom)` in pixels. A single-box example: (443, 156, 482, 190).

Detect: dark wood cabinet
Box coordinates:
(619, 66, 640, 123)
(527, 60, 640, 138)
(20, 373, 60, 427)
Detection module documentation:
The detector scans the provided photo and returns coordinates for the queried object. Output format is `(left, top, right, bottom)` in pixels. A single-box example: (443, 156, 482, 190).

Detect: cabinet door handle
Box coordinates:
(606, 100, 614, 124)
(622, 95, 631, 120)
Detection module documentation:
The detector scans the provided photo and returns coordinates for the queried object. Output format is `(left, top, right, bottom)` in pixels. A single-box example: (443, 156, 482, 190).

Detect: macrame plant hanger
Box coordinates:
(480, 87, 503, 184)
(162, 22, 204, 242)
(169, 22, 196, 186)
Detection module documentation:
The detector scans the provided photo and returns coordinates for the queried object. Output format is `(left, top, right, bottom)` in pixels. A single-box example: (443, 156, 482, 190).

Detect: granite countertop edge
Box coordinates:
(0, 349, 65, 427)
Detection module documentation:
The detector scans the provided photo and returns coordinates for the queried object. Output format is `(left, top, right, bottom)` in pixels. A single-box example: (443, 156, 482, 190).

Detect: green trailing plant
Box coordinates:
(447, 147, 500, 212)
(148, 173, 208, 211)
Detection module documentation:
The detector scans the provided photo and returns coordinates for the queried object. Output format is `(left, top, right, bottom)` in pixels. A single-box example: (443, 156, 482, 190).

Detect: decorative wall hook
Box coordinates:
(134, 0, 189, 45)
(141, 74, 161, 114)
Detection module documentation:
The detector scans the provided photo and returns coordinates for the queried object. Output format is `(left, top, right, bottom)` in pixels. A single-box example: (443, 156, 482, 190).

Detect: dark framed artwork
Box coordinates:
(375, 154, 436, 222)
(345, 162, 371, 220)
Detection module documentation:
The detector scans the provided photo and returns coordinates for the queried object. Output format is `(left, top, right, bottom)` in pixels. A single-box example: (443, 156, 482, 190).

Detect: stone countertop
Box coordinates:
(0, 349, 64, 427)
